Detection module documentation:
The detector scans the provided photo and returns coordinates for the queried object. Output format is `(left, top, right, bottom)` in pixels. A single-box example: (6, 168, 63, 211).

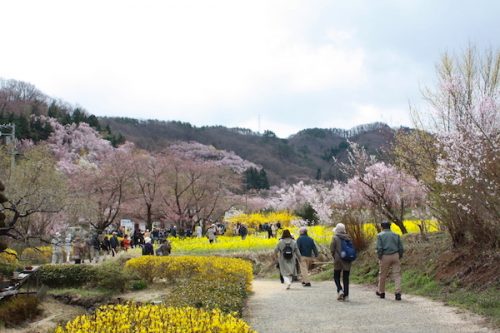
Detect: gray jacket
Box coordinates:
(376, 230, 404, 259)
(275, 238, 301, 277)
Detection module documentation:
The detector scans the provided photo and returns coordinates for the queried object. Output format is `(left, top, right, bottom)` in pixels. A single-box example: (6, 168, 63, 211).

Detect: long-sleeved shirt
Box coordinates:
(296, 234, 319, 257)
(376, 230, 404, 259)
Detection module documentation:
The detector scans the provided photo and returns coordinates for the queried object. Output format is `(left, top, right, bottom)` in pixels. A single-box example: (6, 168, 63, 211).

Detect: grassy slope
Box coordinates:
(313, 232, 500, 327)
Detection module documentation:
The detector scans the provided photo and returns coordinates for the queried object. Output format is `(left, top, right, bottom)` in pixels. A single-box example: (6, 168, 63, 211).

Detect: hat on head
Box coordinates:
(381, 221, 391, 229)
(333, 223, 346, 234)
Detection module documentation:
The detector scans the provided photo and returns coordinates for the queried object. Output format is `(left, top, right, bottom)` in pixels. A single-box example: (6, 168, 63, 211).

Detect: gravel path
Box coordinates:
(244, 279, 495, 333)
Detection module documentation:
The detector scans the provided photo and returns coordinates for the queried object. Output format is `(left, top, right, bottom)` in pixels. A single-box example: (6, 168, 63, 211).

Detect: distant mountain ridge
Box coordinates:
(0, 78, 401, 184)
(100, 117, 400, 184)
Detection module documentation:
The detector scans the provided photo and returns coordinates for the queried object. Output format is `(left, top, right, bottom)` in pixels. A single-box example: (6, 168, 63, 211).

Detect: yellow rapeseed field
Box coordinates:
(225, 211, 297, 229)
(125, 256, 253, 290)
(170, 220, 439, 254)
(55, 304, 256, 333)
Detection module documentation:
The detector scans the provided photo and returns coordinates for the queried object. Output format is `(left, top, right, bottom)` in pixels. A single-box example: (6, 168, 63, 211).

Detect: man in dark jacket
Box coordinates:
(376, 221, 404, 300)
(238, 224, 248, 240)
(296, 226, 318, 287)
(110, 232, 119, 257)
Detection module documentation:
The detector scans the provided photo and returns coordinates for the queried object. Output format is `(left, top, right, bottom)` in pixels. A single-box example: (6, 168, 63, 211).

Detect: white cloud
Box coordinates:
(0, 0, 496, 135)
(0, 1, 366, 111)
(276, 44, 366, 92)
(237, 117, 303, 139)
(348, 103, 410, 128)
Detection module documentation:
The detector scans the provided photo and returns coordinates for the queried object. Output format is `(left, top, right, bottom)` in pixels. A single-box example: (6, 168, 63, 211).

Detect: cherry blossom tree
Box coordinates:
(157, 154, 239, 231)
(346, 162, 427, 234)
(168, 141, 260, 174)
(401, 47, 499, 247)
(69, 148, 134, 233)
(271, 181, 339, 224)
(45, 117, 114, 174)
(127, 150, 165, 230)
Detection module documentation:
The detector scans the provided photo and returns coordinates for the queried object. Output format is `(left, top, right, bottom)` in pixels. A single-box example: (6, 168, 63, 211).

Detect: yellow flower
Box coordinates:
(55, 305, 256, 333)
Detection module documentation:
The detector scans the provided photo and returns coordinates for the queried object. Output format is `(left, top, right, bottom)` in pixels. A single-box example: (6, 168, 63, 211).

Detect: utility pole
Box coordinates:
(0, 123, 16, 177)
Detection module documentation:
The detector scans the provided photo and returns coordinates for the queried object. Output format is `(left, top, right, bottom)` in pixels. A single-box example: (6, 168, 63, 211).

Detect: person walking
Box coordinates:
(376, 221, 404, 301)
(89, 233, 102, 263)
(195, 224, 203, 238)
(102, 235, 110, 255)
(239, 223, 248, 240)
(110, 232, 119, 257)
(206, 224, 217, 244)
(64, 233, 72, 263)
(266, 224, 273, 239)
(271, 223, 278, 238)
(274, 229, 301, 290)
(155, 237, 172, 256)
(72, 235, 85, 264)
(142, 237, 154, 255)
(330, 223, 352, 301)
(122, 234, 131, 251)
(296, 226, 318, 287)
(51, 232, 63, 264)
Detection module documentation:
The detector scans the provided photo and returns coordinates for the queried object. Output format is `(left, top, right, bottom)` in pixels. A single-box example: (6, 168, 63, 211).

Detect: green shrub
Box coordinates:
(0, 295, 41, 327)
(39, 264, 97, 288)
(94, 261, 131, 292)
(131, 280, 147, 290)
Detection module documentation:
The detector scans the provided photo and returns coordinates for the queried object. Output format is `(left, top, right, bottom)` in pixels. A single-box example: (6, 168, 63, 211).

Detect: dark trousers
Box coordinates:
(334, 269, 350, 296)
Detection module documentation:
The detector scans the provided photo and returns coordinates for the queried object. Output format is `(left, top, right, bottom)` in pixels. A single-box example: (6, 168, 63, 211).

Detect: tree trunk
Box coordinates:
(146, 204, 153, 231)
(393, 218, 408, 234)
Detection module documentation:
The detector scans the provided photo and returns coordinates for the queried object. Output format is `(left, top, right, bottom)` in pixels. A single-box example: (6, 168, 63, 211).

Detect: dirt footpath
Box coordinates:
(244, 280, 494, 333)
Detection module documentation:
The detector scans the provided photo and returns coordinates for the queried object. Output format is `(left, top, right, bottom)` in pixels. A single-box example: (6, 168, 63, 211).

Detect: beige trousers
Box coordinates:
(300, 256, 315, 284)
(378, 253, 401, 294)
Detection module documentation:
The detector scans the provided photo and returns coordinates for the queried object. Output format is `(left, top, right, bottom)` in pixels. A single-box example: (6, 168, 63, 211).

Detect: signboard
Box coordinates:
(120, 219, 134, 234)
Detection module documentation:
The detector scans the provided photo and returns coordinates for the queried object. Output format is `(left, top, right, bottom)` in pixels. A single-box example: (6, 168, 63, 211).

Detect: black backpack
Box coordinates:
(283, 241, 294, 260)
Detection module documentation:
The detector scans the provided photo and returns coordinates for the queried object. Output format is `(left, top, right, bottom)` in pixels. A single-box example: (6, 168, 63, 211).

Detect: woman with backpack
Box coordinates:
(330, 223, 354, 301)
(275, 229, 301, 290)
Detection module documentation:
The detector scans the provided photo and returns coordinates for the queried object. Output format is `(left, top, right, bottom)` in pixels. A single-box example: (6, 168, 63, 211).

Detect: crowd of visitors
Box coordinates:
(51, 219, 405, 302)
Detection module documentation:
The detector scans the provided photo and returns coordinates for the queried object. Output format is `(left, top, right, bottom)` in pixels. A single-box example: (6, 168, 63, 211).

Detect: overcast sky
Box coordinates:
(1, 1, 498, 138)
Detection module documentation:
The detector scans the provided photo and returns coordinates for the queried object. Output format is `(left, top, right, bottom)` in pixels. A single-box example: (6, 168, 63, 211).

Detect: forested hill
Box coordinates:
(100, 117, 400, 184)
(0, 78, 401, 184)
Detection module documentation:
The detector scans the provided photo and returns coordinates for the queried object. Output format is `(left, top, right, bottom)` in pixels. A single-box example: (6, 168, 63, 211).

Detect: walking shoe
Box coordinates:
(343, 296, 349, 302)
(337, 290, 344, 301)
(395, 293, 401, 301)
(376, 291, 385, 299)
(286, 282, 291, 290)
(303, 283, 311, 287)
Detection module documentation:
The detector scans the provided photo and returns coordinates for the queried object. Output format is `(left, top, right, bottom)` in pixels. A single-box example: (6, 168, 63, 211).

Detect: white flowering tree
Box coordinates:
(421, 48, 499, 247)
(346, 162, 427, 234)
(271, 181, 338, 224)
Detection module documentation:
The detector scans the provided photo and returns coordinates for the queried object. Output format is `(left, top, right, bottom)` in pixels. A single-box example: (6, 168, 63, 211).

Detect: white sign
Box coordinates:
(120, 219, 134, 234)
